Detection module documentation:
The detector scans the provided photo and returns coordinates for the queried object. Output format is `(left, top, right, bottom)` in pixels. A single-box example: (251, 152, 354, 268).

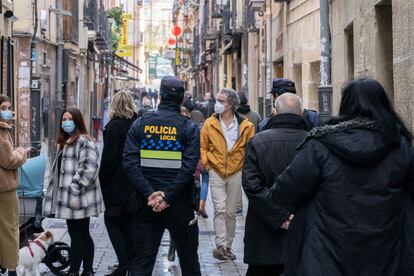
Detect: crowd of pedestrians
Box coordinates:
(0, 75, 413, 276)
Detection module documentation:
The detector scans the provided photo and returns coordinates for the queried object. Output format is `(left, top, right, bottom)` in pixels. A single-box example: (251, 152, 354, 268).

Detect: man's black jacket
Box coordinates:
(242, 113, 308, 265)
(122, 102, 200, 204)
(257, 109, 319, 132)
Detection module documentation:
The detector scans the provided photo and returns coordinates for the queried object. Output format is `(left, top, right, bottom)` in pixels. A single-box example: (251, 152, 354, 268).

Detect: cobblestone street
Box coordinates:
(40, 197, 248, 276)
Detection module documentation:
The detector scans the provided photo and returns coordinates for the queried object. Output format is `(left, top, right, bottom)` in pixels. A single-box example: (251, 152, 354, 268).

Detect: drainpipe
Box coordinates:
(265, 0, 272, 115)
(30, 0, 41, 155)
(319, 0, 333, 117)
(56, 0, 64, 117)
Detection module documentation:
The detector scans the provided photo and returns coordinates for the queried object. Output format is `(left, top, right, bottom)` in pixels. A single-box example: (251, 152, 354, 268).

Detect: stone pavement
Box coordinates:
(40, 196, 249, 276)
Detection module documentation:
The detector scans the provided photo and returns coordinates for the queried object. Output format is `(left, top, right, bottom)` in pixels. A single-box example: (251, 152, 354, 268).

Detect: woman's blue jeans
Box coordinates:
(200, 171, 209, 201)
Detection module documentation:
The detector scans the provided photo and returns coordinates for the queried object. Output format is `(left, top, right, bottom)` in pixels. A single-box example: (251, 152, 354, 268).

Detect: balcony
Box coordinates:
(95, 7, 110, 50)
(84, 0, 110, 51)
(204, 27, 220, 41)
(84, 0, 97, 31)
(248, 0, 265, 11)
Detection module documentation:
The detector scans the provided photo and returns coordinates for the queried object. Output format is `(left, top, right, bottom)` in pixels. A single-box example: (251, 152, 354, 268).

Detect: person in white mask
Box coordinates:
(200, 88, 255, 261)
(0, 95, 27, 276)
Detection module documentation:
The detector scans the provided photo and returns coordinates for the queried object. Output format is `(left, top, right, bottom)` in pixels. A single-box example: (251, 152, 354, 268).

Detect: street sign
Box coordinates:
(164, 50, 176, 60)
(117, 13, 133, 57)
(31, 51, 37, 61)
(148, 56, 157, 79)
(175, 48, 181, 66)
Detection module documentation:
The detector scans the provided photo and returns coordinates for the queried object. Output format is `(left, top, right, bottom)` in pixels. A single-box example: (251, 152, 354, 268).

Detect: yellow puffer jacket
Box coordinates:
(201, 113, 255, 178)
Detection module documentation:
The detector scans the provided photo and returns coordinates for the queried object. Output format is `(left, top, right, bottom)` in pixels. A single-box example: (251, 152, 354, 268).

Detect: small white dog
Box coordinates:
(16, 231, 54, 276)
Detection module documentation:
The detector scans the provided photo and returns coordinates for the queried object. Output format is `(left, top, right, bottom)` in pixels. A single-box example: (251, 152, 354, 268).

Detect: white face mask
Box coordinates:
(214, 102, 226, 114)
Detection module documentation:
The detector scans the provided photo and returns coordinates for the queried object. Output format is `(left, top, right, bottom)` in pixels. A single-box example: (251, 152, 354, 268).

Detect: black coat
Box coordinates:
(242, 113, 308, 265)
(258, 109, 319, 132)
(268, 117, 414, 276)
(99, 115, 137, 208)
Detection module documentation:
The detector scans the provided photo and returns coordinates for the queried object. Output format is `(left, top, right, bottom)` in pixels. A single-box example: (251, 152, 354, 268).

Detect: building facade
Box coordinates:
(13, 0, 113, 154)
(0, 1, 18, 142)
(330, 0, 414, 132)
(244, 0, 323, 116)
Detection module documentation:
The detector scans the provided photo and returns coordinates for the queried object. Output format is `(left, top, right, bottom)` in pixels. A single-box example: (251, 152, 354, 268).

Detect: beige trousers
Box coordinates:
(209, 170, 242, 249)
(0, 190, 19, 269)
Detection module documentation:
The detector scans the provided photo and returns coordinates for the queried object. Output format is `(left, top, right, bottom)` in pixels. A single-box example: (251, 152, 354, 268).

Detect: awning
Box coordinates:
(113, 54, 143, 73)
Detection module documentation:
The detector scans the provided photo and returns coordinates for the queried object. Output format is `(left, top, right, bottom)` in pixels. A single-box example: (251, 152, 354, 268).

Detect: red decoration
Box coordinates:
(168, 37, 176, 46)
(171, 25, 182, 37)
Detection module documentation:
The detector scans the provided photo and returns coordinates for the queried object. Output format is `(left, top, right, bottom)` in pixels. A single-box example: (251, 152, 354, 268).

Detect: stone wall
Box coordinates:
(392, 0, 414, 133)
(330, 0, 414, 132)
(284, 0, 321, 111)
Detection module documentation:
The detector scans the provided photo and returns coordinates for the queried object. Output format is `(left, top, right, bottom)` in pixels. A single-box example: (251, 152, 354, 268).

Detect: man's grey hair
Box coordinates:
(219, 88, 240, 111)
(274, 93, 303, 115)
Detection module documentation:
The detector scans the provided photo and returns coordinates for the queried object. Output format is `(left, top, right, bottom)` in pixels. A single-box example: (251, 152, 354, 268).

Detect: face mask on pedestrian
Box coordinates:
(214, 101, 228, 114)
(61, 120, 76, 134)
(0, 110, 13, 121)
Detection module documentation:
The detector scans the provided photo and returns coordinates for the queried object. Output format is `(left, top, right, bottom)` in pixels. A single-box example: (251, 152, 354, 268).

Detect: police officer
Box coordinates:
(257, 78, 319, 132)
(123, 76, 201, 276)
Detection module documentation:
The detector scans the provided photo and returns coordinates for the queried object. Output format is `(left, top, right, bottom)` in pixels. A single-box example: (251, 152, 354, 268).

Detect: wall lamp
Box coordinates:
(4, 10, 19, 22)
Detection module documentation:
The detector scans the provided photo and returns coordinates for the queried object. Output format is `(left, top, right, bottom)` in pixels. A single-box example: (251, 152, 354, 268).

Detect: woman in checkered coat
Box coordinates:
(43, 107, 104, 276)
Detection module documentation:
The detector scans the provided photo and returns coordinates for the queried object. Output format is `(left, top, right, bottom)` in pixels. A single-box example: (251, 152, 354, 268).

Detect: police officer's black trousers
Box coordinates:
(130, 200, 201, 276)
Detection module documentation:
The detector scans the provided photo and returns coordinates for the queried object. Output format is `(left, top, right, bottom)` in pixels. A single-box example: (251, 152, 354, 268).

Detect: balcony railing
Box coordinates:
(84, 0, 97, 31)
(84, 0, 110, 50)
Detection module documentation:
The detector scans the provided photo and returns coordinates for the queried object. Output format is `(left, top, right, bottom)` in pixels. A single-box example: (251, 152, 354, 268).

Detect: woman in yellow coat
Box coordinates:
(0, 95, 27, 276)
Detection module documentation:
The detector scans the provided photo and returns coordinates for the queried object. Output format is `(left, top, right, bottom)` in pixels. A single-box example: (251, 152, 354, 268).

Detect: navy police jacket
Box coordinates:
(122, 102, 200, 204)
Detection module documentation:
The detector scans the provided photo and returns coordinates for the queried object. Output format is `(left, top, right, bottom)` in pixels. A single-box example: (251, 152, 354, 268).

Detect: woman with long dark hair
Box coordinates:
(99, 91, 137, 276)
(0, 95, 27, 276)
(44, 107, 104, 276)
(267, 78, 414, 275)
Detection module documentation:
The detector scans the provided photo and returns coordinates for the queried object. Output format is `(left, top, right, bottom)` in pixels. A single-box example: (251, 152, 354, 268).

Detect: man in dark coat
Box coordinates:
(242, 93, 308, 276)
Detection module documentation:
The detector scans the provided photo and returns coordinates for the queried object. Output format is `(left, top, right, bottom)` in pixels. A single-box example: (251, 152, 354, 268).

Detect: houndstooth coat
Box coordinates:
(43, 135, 105, 219)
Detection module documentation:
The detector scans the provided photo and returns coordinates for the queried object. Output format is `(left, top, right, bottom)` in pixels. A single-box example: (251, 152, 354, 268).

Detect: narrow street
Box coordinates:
(0, 0, 412, 275)
(41, 197, 248, 276)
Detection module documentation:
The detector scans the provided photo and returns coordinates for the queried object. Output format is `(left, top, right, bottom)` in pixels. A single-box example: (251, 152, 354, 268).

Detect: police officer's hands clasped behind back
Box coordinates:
(147, 190, 168, 212)
(122, 76, 201, 276)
